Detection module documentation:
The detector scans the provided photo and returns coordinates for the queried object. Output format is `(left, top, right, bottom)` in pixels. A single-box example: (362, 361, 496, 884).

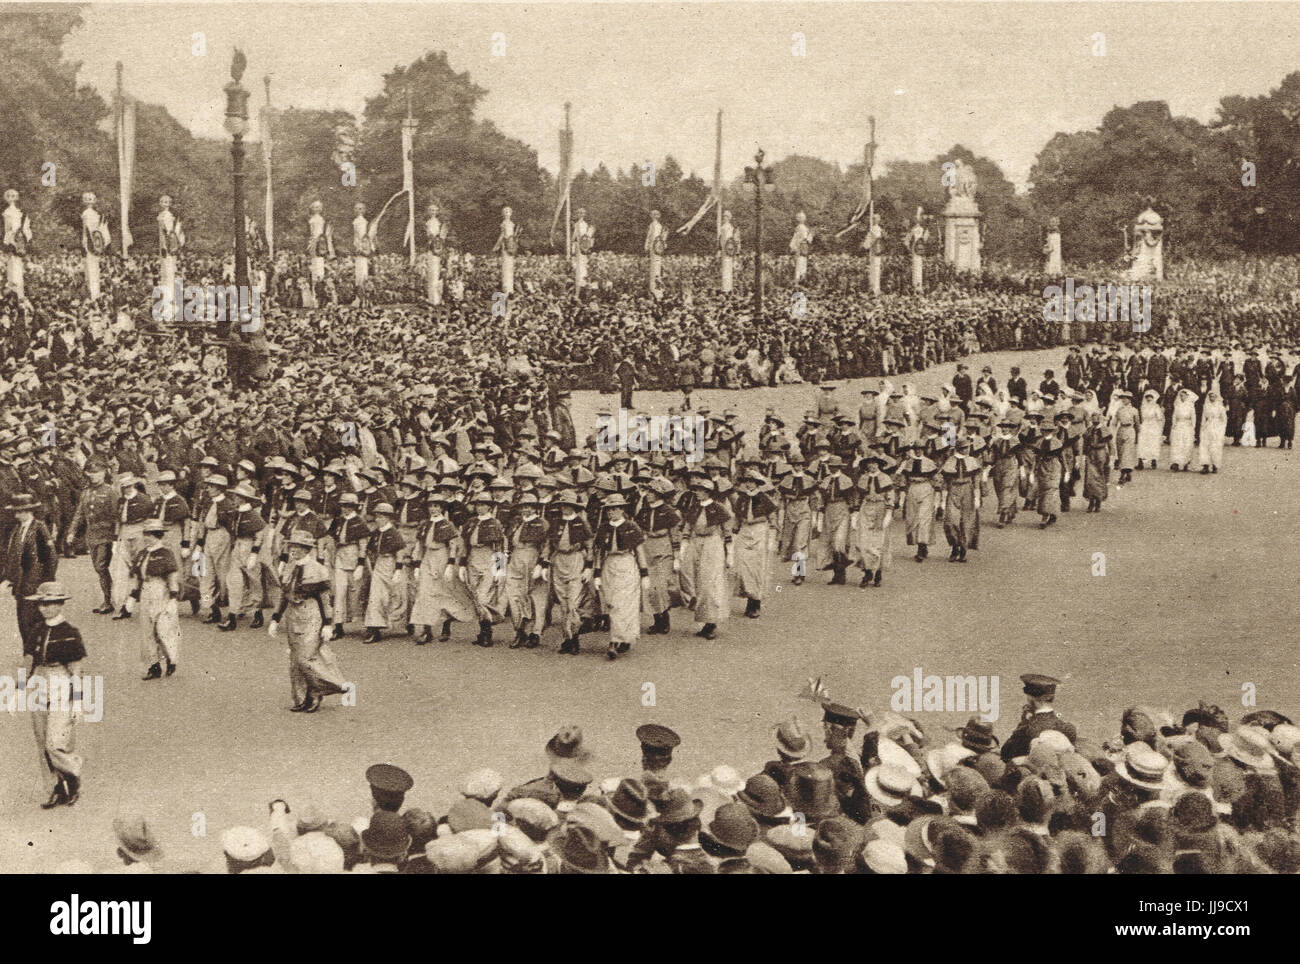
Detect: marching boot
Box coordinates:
(217, 613, 238, 632)
(792, 574, 804, 586)
(362, 628, 381, 644)
(646, 612, 666, 635)
(93, 603, 113, 615)
(202, 605, 222, 624)
(141, 663, 162, 681)
(113, 606, 132, 620)
(616, 641, 631, 654)
(948, 544, 960, 562)
(63, 774, 80, 806)
(41, 779, 68, 810)
(558, 637, 572, 654)
(290, 697, 310, 712)
(478, 621, 494, 647)
(744, 598, 759, 618)
(439, 619, 452, 642)
(698, 623, 717, 640)
(190, 598, 200, 616)
(1212, 465, 1218, 473)
(250, 610, 264, 630)
(607, 642, 619, 661)
(860, 570, 873, 588)
(570, 634, 581, 654)
(330, 623, 344, 641)
(1200, 465, 1210, 475)
(405, 623, 415, 637)
(525, 633, 541, 648)
(873, 569, 882, 587)
(659, 612, 670, 634)
(510, 627, 527, 649)
(415, 626, 433, 645)
(302, 694, 323, 713)
(165, 658, 177, 677)
(958, 547, 968, 563)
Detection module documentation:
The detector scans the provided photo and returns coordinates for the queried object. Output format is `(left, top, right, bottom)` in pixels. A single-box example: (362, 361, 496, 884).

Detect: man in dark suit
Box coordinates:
(1001, 674, 1077, 761)
(1007, 367, 1027, 405)
(951, 364, 973, 413)
(1146, 347, 1169, 398)
(1, 492, 59, 657)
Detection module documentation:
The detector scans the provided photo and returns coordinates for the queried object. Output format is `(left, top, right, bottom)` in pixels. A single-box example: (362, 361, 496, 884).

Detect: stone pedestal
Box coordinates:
(942, 195, 982, 276)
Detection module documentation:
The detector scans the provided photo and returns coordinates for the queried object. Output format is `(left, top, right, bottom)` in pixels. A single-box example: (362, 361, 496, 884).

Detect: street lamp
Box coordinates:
(743, 147, 775, 317)
(223, 49, 256, 386)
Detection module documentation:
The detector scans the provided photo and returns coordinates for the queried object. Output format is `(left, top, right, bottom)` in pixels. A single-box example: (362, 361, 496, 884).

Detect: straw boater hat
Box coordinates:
(25, 581, 70, 604)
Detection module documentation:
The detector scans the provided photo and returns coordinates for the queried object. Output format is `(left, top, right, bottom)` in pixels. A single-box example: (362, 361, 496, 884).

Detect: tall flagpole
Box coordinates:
(714, 109, 723, 241)
(403, 87, 417, 266)
(262, 76, 274, 260)
(563, 102, 572, 260)
(866, 116, 876, 224)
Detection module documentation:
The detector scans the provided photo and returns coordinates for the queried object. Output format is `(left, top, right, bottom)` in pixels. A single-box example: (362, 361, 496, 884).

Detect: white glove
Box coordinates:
(672, 557, 681, 573)
(531, 564, 544, 581)
(443, 564, 454, 581)
(458, 566, 468, 582)
(319, 627, 331, 645)
(593, 576, 602, 593)
(581, 567, 593, 583)
(268, 619, 279, 638)
(725, 547, 735, 569)
(640, 575, 650, 592)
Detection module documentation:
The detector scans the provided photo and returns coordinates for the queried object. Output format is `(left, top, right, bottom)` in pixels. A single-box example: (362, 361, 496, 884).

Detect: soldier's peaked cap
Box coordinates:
(1021, 674, 1061, 698)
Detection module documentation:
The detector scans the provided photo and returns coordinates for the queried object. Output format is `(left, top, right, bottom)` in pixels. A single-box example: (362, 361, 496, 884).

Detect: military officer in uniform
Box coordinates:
(645, 210, 668, 296)
(3, 188, 33, 299)
(81, 192, 110, 300)
(1000, 674, 1077, 761)
(69, 460, 118, 614)
(789, 211, 813, 283)
(424, 202, 448, 305)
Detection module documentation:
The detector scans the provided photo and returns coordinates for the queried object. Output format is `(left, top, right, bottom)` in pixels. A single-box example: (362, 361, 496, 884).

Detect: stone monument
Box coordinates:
(941, 158, 982, 276)
(1128, 201, 1163, 282)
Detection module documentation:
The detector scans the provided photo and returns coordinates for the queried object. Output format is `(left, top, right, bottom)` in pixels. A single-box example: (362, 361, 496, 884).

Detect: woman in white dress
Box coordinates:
(1168, 389, 1198, 471)
(1136, 389, 1163, 469)
(1198, 390, 1228, 474)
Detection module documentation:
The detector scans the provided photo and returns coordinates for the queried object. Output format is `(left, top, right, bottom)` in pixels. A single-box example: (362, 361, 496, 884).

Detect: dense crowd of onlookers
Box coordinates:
(92, 695, 1300, 873)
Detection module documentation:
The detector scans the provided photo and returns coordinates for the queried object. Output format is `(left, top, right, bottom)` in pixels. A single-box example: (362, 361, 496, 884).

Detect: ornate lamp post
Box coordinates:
(744, 147, 775, 317)
(224, 49, 253, 385)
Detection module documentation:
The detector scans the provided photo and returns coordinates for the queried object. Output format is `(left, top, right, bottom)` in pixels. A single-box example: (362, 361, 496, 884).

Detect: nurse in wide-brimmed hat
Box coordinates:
(24, 581, 87, 810)
(270, 529, 349, 713)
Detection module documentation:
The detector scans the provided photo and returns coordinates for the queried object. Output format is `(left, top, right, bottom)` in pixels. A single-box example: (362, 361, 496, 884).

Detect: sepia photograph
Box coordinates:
(0, 0, 1297, 925)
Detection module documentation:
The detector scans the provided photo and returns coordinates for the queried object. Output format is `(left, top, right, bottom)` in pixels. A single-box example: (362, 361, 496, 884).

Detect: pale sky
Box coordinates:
(56, 1, 1300, 190)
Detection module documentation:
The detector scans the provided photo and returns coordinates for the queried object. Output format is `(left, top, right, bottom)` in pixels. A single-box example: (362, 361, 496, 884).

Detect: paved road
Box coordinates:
(3, 348, 1297, 871)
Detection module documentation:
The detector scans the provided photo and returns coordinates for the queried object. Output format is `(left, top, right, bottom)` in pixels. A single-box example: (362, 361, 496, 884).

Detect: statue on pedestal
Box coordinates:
(1043, 216, 1062, 275)
(3, 189, 33, 299)
(81, 192, 111, 301)
(862, 212, 885, 296)
(789, 211, 813, 283)
(572, 207, 595, 289)
(645, 210, 667, 295)
(424, 202, 448, 305)
(719, 210, 739, 293)
(493, 206, 518, 295)
(157, 195, 185, 320)
(941, 158, 982, 275)
(905, 207, 928, 293)
(1128, 201, 1163, 282)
